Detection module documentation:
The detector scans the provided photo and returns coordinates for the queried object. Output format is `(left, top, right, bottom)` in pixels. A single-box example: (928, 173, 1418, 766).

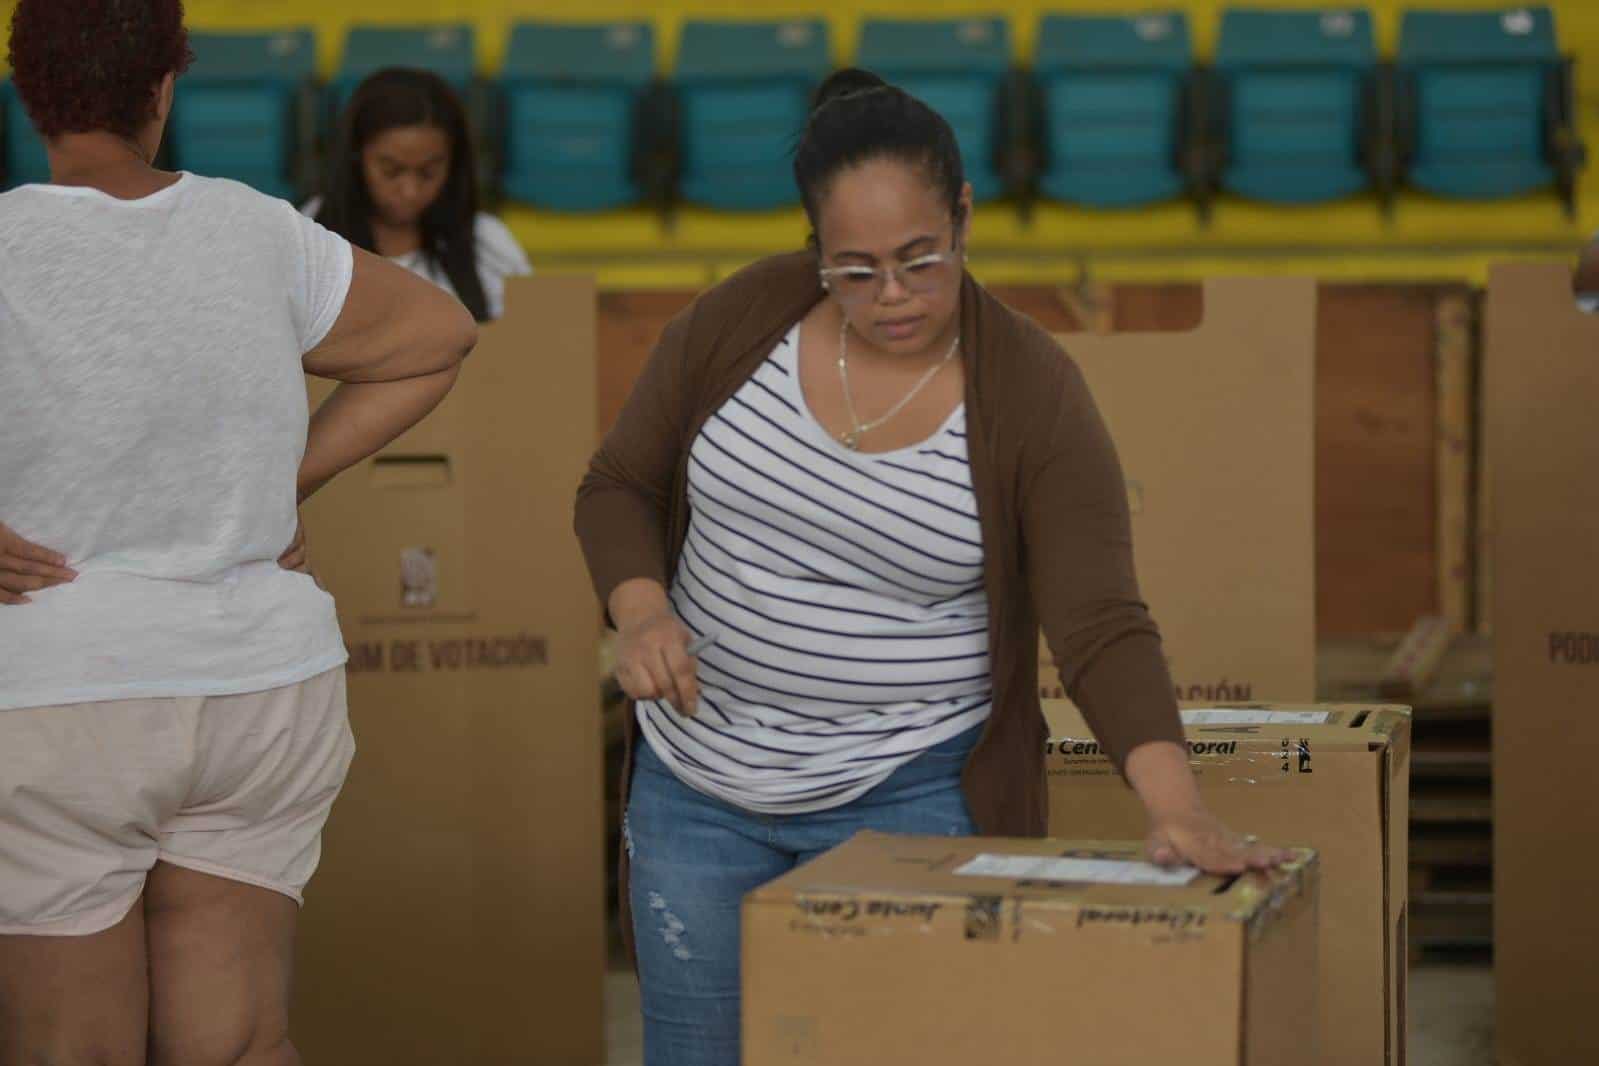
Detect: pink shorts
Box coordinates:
(0, 669, 353, 936)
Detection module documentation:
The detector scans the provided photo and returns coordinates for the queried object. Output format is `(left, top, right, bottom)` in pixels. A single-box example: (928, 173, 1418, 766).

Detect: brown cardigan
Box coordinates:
(575, 251, 1184, 944)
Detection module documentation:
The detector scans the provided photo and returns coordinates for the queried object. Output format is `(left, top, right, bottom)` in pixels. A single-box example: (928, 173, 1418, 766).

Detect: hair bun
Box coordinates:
(810, 67, 889, 117)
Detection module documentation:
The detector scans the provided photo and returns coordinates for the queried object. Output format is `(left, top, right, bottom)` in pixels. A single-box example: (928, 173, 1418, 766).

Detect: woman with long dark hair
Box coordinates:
(310, 67, 530, 322)
(577, 68, 1287, 1066)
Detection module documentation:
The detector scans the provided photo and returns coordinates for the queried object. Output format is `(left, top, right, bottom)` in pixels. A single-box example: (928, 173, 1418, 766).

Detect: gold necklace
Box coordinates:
(836, 318, 960, 451)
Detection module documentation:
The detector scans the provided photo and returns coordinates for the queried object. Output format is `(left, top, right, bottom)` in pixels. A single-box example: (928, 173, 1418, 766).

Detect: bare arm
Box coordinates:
(299, 249, 478, 503)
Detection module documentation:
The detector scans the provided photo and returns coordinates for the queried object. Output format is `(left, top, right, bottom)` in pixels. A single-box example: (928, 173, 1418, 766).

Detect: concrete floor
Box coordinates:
(605, 970, 643, 1066)
(1410, 965, 1496, 1066)
(602, 964, 1496, 1066)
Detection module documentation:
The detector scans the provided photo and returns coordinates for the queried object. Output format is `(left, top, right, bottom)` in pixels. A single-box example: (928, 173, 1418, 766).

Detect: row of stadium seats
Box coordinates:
(1, 7, 1583, 217)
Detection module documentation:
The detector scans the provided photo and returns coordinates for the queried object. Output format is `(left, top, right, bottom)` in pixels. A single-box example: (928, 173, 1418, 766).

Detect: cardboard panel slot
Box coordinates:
(1212, 873, 1243, 896)
(371, 455, 452, 489)
(1349, 710, 1372, 730)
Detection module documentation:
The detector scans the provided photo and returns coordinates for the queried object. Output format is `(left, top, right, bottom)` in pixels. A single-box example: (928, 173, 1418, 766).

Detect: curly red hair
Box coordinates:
(7, 0, 194, 140)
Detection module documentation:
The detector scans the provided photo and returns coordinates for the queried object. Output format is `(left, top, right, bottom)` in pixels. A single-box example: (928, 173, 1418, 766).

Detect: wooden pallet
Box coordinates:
(1319, 633, 1493, 710)
(1411, 825, 1493, 867)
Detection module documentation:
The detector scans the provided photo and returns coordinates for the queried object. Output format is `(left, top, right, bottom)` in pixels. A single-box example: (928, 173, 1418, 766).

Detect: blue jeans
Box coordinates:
(625, 725, 981, 1066)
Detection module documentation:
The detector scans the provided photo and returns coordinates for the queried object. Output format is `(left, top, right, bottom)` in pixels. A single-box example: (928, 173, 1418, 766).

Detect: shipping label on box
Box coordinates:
(1041, 277, 1317, 705)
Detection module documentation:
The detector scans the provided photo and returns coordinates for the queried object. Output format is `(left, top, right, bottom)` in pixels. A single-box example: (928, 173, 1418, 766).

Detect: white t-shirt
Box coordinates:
(0, 173, 353, 711)
(301, 198, 531, 319)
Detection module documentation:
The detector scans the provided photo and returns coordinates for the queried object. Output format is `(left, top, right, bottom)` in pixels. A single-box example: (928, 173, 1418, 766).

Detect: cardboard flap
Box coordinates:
(370, 454, 454, 490)
(750, 831, 1316, 926)
(1044, 700, 1411, 752)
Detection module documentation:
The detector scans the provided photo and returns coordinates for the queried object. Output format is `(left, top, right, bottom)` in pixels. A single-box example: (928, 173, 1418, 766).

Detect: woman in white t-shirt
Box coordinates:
(307, 67, 532, 321)
(0, 3, 477, 1061)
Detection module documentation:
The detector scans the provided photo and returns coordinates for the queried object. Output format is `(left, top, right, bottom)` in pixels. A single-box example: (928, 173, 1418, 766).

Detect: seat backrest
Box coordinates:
(856, 17, 1010, 81)
(675, 19, 830, 89)
(672, 19, 829, 207)
(185, 29, 317, 89)
(1398, 6, 1558, 68)
(1034, 14, 1191, 170)
(333, 23, 477, 104)
(170, 30, 316, 196)
(856, 18, 1011, 187)
(1216, 9, 1375, 166)
(502, 21, 655, 90)
(1398, 7, 1559, 166)
(1034, 11, 1191, 76)
(500, 22, 653, 191)
(1216, 8, 1376, 73)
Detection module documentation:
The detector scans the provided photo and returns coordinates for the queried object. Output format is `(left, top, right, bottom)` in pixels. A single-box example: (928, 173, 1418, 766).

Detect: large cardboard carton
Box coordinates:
(1043, 702, 1411, 1066)
(1485, 263, 1599, 1065)
(744, 831, 1320, 1066)
(291, 278, 604, 1065)
(1040, 276, 1318, 705)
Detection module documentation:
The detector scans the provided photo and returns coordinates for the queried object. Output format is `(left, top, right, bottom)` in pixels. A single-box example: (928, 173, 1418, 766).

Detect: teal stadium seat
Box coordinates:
(501, 21, 656, 212)
(1215, 8, 1378, 204)
(1, 79, 51, 189)
(675, 19, 831, 211)
(173, 29, 317, 200)
(1034, 12, 1193, 208)
(331, 24, 477, 108)
(1398, 6, 1581, 207)
(856, 18, 1012, 203)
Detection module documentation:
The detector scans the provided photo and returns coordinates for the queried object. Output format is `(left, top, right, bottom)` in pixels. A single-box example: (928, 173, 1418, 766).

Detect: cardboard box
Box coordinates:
(1485, 263, 1599, 1065)
(1043, 701, 1410, 1066)
(744, 831, 1320, 1066)
(291, 277, 604, 1065)
(1040, 276, 1318, 705)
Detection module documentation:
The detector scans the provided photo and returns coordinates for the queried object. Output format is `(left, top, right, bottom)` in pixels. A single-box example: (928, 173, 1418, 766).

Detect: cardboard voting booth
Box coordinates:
(291, 277, 605, 1065)
(1485, 263, 1599, 1066)
(1040, 277, 1318, 706)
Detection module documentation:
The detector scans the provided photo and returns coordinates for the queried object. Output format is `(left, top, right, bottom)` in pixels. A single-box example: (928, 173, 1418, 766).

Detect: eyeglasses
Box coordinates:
(818, 242, 962, 303)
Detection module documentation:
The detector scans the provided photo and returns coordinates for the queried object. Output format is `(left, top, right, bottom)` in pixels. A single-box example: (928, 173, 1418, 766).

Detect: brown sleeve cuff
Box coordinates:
(1066, 630, 1185, 775)
(574, 478, 670, 627)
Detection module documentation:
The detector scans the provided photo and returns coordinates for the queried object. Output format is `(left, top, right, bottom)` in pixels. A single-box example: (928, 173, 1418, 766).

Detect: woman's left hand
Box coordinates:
(0, 521, 76, 605)
(278, 517, 309, 573)
(1145, 806, 1288, 875)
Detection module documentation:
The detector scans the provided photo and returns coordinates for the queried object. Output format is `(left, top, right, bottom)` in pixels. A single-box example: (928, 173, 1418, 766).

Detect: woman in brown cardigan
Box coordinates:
(576, 69, 1283, 1066)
